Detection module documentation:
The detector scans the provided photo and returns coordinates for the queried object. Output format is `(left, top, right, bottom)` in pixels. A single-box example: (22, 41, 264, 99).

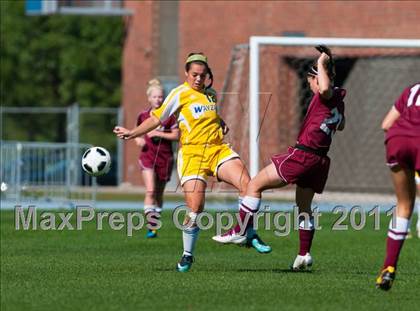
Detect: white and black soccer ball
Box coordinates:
(81, 147, 111, 177)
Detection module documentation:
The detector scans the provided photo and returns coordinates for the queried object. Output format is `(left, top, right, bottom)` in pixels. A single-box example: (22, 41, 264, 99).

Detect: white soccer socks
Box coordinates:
(182, 212, 199, 257)
(383, 216, 410, 268)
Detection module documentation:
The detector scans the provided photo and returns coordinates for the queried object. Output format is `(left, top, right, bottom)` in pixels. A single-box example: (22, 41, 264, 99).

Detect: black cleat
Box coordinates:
(376, 266, 396, 291)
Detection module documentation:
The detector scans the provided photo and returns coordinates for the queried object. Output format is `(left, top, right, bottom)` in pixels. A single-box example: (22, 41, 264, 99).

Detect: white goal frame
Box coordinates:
(249, 36, 420, 177)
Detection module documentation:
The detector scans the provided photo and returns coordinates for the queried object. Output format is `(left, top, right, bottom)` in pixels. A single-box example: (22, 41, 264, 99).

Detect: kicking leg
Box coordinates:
(213, 162, 286, 246)
(215, 159, 273, 252)
(214, 158, 250, 244)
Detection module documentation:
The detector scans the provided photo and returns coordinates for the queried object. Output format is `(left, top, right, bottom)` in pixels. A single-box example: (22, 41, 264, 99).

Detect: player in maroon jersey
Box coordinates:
(135, 79, 179, 238)
(376, 82, 420, 290)
(213, 45, 346, 270)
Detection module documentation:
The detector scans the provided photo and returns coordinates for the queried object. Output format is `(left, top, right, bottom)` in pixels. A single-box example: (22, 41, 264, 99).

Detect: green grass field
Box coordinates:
(1, 210, 419, 310)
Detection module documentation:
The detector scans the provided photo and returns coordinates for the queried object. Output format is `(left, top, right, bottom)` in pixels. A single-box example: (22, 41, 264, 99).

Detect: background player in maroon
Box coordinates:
(135, 79, 179, 238)
(213, 45, 346, 270)
(376, 82, 420, 290)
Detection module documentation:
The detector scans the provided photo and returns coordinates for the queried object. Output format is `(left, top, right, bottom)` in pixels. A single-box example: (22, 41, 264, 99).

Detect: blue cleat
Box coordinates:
(247, 234, 272, 254)
(146, 229, 157, 238)
(176, 255, 194, 272)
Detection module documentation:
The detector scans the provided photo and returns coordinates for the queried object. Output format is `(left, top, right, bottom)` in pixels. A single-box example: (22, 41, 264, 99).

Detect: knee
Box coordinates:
(247, 179, 262, 196)
(183, 206, 204, 227)
(239, 175, 250, 193)
(242, 173, 250, 184)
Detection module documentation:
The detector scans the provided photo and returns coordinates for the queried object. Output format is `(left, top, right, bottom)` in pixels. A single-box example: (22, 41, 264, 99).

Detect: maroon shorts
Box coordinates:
(386, 136, 420, 173)
(139, 152, 174, 182)
(271, 147, 330, 193)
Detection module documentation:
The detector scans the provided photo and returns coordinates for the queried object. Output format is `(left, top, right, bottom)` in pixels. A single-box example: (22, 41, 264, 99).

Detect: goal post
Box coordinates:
(249, 36, 420, 178)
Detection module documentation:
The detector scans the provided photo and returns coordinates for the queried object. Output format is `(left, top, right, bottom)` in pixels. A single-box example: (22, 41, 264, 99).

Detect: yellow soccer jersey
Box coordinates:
(151, 82, 223, 145)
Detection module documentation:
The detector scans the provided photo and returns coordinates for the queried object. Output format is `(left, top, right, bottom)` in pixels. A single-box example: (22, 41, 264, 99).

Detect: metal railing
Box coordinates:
(1, 141, 97, 206)
(0, 104, 124, 185)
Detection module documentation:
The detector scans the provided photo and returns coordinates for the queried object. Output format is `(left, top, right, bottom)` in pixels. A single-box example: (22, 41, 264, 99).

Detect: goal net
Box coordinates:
(219, 37, 420, 204)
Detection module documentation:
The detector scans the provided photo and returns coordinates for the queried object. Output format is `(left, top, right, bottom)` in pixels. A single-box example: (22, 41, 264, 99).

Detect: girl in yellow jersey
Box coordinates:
(114, 53, 270, 272)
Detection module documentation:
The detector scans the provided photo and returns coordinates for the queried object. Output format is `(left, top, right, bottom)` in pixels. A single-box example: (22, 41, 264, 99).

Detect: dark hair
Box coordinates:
(185, 52, 213, 90)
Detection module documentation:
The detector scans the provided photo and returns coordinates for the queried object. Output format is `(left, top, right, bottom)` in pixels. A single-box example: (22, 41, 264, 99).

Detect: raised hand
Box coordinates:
(318, 52, 330, 66)
(315, 45, 332, 57)
(315, 45, 335, 78)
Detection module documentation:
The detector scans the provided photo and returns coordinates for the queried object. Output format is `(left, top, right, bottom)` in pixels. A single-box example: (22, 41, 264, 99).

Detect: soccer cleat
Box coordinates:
(246, 234, 272, 254)
(212, 231, 247, 245)
(291, 253, 313, 271)
(376, 266, 396, 291)
(176, 255, 194, 272)
(146, 229, 157, 238)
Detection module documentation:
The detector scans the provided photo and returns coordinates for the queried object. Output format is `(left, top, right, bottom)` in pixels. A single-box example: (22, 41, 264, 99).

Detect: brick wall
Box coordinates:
(122, 1, 156, 185)
(122, 0, 420, 185)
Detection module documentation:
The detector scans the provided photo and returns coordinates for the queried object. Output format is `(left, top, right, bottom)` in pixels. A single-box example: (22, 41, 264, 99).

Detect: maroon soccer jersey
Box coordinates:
(136, 109, 177, 159)
(386, 83, 420, 142)
(296, 88, 346, 152)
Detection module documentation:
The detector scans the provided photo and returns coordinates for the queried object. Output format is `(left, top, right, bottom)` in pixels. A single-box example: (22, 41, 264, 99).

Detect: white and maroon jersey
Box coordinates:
(296, 87, 346, 152)
(386, 83, 420, 142)
(137, 108, 177, 157)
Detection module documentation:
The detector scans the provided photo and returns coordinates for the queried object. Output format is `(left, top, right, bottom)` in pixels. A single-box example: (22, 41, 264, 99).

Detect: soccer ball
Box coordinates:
(81, 147, 111, 177)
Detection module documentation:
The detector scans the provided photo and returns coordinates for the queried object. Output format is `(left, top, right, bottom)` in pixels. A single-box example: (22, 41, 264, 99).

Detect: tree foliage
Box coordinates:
(1, 0, 124, 143)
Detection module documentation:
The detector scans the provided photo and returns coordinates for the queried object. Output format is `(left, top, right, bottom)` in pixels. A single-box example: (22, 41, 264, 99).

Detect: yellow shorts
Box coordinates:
(416, 171, 420, 185)
(177, 143, 239, 185)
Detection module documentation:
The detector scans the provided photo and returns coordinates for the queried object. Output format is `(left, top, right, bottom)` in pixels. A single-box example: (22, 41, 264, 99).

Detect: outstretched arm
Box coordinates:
(381, 106, 400, 132)
(114, 115, 161, 140)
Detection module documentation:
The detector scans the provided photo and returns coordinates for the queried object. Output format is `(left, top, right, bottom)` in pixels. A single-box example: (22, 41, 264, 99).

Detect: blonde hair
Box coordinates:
(146, 79, 163, 96)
